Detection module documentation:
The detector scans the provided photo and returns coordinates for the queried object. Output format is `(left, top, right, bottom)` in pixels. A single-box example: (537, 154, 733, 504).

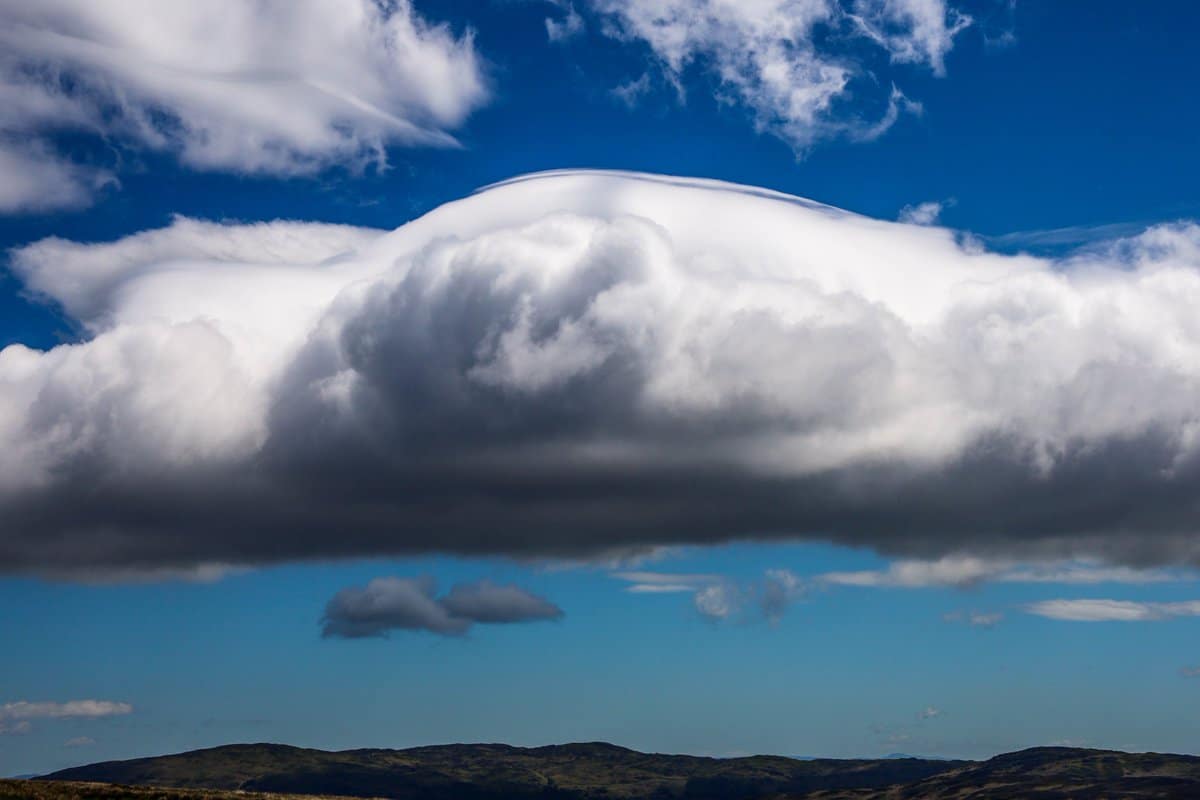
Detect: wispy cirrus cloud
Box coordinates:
(582, 0, 970, 153)
(0, 700, 132, 734)
(0, 0, 488, 212)
(819, 557, 1188, 590)
(1025, 599, 1200, 622)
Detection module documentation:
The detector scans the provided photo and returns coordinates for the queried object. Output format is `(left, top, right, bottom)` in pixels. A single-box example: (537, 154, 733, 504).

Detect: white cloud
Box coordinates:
(0, 0, 487, 211)
(820, 557, 1187, 589)
(1025, 599, 1200, 622)
(898, 200, 943, 226)
(0, 700, 132, 734)
(849, 0, 971, 75)
(613, 570, 722, 593)
(615, 568, 803, 623)
(586, 0, 969, 152)
(64, 736, 96, 747)
(546, 2, 586, 42)
(6, 171, 1200, 573)
(694, 582, 740, 621)
(919, 705, 940, 719)
(0, 142, 113, 213)
(821, 556, 997, 588)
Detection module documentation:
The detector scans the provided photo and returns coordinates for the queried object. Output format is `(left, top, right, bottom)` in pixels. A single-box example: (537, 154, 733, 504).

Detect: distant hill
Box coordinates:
(804, 747, 1200, 799)
(20, 742, 1200, 800)
(36, 742, 961, 799)
(0, 779, 380, 799)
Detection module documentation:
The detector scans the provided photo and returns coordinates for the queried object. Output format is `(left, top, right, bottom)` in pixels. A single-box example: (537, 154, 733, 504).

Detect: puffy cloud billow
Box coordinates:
(5, 170, 1200, 576)
(321, 576, 563, 638)
(0, 0, 487, 211)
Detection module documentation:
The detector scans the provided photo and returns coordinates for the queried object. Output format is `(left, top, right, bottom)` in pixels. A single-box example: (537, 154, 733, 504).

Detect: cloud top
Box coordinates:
(4, 170, 1200, 576)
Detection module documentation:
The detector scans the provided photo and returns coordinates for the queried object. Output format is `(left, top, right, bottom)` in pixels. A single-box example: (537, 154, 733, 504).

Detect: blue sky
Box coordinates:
(2, 0, 1200, 777)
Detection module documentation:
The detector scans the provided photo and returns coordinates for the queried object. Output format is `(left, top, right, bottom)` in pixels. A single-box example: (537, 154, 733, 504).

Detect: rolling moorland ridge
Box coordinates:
(6, 742, 1200, 799)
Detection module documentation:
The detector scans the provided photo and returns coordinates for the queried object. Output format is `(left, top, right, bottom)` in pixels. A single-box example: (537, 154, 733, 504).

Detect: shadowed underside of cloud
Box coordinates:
(0, 0, 487, 211)
(5, 169, 1200, 577)
(320, 576, 563, 638)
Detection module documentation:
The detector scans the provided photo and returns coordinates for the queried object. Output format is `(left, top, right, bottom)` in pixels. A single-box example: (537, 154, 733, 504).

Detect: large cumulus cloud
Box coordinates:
(5, 170, 1200, 576)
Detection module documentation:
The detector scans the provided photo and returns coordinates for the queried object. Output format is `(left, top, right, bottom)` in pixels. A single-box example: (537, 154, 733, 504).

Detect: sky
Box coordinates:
(2, 0, 1200, 777)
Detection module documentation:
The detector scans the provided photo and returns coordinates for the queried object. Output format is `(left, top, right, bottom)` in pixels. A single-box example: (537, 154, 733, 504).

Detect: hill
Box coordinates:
(37, 742, 959, 799)
(20, 742, 1200, 800)
(0, 780, 379, 800)
(802, 747, 1200, 799)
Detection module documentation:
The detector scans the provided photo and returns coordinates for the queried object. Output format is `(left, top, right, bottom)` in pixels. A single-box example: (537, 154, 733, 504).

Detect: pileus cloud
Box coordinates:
(4, 170, 1200, 577)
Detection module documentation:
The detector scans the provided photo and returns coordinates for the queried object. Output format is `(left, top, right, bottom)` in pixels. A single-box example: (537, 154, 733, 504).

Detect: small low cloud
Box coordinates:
(615, 569, 803, 624)
(321, 577, 563, 639)
(611, 73, 652, 109)
(64, 737, 95, 748)
(545, 1, 585, 42)
(943, 610, 1003, 628)
(0, 700, 132, 735)
(1180, 665, 1200, 679)
(919, 706, 941, 720)
(1025, 599, 1200, 622)
(820, 557, 1186, 590)
(694, 583, 741, 621)
(614, 571, 722, 593)
(899, 201, 945, 226)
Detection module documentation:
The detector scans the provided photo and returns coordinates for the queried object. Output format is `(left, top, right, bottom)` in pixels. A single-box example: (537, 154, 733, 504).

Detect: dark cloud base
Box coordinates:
(5, 429, 1199, 577)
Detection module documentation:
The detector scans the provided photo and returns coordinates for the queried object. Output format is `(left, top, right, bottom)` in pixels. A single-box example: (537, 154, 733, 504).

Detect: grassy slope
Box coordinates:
(0, 779, 378, 800)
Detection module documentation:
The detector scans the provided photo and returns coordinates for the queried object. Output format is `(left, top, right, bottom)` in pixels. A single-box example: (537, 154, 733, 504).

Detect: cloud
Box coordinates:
(1182, 666, 1200, 679)
(0, 0, 487, 211)
(943, 610, 1003, 628)
(584, 0, 969, 152)
(919, 706, 940, 720)
(0, 700, 132, 734)
(760, 568, 804, 622)
(64, 737, 95, 748)
(1025, 599, 1200, 622)
(320, 576, 563, 638)
(898, 201, 943, 226)
(0, 142, 113, 214)
(7, 170, 1200, 575)
(820, 557, 1187, 589)
(613, 571, 723, 593)
(546, 1, 586, 42)
(693, 583, 740, 621)
(616, 569, 803, 623)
